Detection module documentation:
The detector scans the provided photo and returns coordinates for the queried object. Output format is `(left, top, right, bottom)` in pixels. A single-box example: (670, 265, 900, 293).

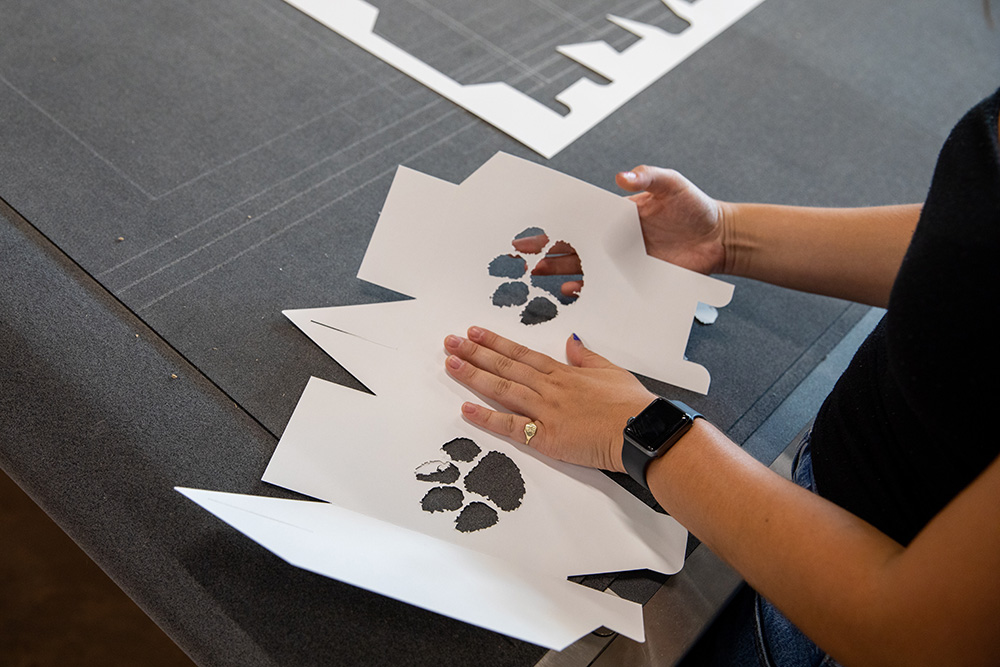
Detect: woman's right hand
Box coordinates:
(616, 166, 730, 275)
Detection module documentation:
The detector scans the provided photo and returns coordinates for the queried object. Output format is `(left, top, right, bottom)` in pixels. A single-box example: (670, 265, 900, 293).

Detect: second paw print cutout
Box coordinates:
(415, 437, 526, 533)
(488, 227, 584, 325)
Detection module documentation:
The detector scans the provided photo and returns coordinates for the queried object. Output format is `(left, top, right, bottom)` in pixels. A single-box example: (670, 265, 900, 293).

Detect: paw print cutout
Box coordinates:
(415, 437, 526, 532)
(488, 227, 584, 326)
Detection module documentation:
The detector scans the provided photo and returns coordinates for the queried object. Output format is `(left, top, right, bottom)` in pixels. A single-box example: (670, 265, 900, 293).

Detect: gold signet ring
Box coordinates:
(524, 422, 538, 446)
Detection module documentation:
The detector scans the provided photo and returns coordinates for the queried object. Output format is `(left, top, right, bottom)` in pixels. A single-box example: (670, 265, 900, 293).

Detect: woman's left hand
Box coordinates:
(443, 326, 656, 473)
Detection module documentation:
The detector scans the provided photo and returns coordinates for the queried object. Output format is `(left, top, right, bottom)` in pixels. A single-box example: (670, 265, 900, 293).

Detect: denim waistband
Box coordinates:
(790, 432, 817, 495)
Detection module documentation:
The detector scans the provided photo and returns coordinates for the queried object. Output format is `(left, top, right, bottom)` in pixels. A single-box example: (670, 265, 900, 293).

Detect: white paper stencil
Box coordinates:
(180, 153, 733, 650)
(280, 0, 766, 157)
(263, 375, 689, 580)
(292, 152, 733, 395)
(176, 487, 645, 649)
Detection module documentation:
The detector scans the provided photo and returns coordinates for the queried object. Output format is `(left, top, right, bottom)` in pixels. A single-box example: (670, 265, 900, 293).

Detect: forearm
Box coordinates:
(646, 421, 900, 663)
(646, 420, 1000, 666)
(444, 323, 1000, 664)
(719, 202, 921, 307)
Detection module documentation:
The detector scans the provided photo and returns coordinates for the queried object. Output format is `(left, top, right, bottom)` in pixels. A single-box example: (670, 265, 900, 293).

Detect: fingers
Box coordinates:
(444, 326, 555, 414)
(565, 333, 618, 370)
(616, 165, 687, 198)
(512, 238, 582, 278)
(465, 326, 559, 374)
(444, 327, 562, 415)
(547, 240, 577, 256)
(615, 168, 646, 192)
(444, 333, 536, 383)
(446, 352, 537, 418)
(460, 402, 542, 449)
(511, 234, 548, 254)
(560, 279, 583, 297)
(532, 254, 582, 276)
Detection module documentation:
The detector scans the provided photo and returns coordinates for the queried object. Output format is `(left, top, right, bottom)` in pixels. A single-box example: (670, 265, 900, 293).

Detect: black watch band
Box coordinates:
(622, 398, 702, 490)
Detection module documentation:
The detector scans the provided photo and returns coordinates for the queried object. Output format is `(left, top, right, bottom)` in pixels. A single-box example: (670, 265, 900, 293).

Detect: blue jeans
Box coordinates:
(751, 438, 842, 667)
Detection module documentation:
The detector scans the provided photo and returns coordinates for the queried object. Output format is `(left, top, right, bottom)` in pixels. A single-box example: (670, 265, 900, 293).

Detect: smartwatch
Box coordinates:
(622, 398, 702, 489)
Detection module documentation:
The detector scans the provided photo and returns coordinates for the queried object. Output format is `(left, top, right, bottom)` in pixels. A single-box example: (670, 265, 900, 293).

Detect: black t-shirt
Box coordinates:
(810, 88, 1000, 546)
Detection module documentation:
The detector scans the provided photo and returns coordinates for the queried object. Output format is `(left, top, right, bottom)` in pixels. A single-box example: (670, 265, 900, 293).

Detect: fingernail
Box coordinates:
(446, 355, 463, 370)
(468, 326, 484, 340)
(571, 333, 581, 342)
(621, 171, 637, 181)
(445, 334, 462, 349)
(461, 402, 476, 415)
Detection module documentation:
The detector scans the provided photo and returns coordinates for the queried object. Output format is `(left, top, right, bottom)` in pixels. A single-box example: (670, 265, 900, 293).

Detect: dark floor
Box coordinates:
(0, 470, 194, 667)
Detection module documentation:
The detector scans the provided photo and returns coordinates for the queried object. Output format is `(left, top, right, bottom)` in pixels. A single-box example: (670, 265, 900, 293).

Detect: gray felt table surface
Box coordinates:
(1, 0, 998, 665)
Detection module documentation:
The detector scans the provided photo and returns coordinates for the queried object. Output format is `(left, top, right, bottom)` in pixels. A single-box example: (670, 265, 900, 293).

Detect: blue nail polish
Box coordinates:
(572, 333, 580, 341)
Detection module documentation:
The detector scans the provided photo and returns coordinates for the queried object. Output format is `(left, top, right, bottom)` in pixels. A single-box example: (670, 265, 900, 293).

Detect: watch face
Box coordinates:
(625, 398, 690, 453)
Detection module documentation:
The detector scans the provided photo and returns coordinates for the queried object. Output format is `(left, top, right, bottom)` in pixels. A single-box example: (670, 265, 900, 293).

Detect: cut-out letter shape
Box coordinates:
(279, 0, 766, 157)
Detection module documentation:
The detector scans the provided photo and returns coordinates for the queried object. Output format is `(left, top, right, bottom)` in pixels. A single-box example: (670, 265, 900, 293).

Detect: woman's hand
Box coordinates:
(618, 166, 923, 306)
(516, 166, 727, 293)
(616, 166, 730, 275)
(443, 326, 656, 473)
